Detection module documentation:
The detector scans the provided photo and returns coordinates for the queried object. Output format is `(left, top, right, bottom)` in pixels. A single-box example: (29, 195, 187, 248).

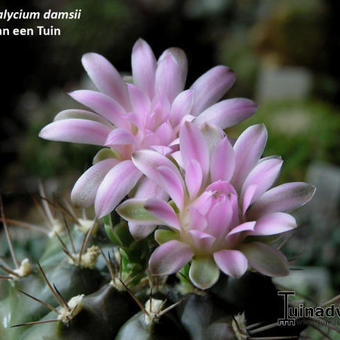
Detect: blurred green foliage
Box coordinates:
(231, 99, 340, 182)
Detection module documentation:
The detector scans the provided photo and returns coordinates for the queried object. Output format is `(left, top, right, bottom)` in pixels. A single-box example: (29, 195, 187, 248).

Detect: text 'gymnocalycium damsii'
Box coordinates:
(39, 38, 315, 290)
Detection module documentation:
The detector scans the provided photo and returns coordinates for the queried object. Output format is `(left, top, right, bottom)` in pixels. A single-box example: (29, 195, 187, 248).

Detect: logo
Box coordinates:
(278, 291, 340, 327)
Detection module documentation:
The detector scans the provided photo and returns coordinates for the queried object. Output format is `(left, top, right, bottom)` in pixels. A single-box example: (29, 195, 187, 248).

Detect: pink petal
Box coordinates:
(151, 145, 174, 155)
(189, 207, 208, 231)
(206, 180, 237, 196)
(213, 249, 248, 278)
(250, 212, 297, 236)
(39, 119, 111, 145)
(194, 98, 257, 129)
(157, 166, 185, 209)
(242, 184, 257, 215)
(139, 130, 161, 148)
(200, 123, 225, 156)
(71, 159, 118, 207)
(171, 151, 184, 168)
(210, 137, 235, 182)
(231, 124, 268, 190)
(226, 221, 256, 237)
(180, 121, 209, 179)
(69, 90, 128, 128)
(145, 199, 180, 229)
(190, 66, 235, 115)
(170, 90, 193, 127)
(189, 230, 216, 251)
(54, 109, 110, 125)
(149, 240, 193, 275)
(185, 159, 203, 198)
(148, 93, 171, 129)
(155, 48, 187, 102)
(134, 177, 168, 201)
(81, 52, 130, 110)
(248, 182, 316, 219)
(131, 39, 157, 99)
(105, 128, 136, 146)
(128, 221, 157, 240)
(94, 160, 142, 217)
(155, 121, 174, 146)
(191, 192, 213, 216)
(241, 157, 283, 208)
(206, 197, 233, 239)
(127, 83, 151, 127)
(132, 150, 185, 207)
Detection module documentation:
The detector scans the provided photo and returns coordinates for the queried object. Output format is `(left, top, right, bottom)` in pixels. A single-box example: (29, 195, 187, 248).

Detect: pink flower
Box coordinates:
(117, 122, 315, 289)
(39, 39, 257, 218)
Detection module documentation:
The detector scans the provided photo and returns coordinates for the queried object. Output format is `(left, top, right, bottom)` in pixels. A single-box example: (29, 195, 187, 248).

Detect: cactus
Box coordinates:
(0, 187, 313, 340)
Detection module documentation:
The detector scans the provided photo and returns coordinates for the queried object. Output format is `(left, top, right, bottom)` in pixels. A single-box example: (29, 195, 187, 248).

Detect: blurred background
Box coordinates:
(1, 0, 340, 337)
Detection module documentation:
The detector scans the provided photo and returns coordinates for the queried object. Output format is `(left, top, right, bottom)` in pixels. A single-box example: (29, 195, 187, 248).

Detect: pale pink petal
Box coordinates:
(206, 197, 233, 238)
(169, 137, 180, 147)
(200, 123, 225, 156)
(180, 121, 209, 178)
(248, 182, 316, 219)
(157, 166, 185, 209)
(71, 158, 118, 207)
(241, 157, 283, 207)
(54, 109, 110, 126)
(95, 160, 142, 217)
(206, 180, 237, 196)
(210, 137, 235, 182)
(139, 130, 161, 148)
(105, 128, 136, 146)
(145, 93, 171, 131)
(231, 124, 268, 190)
(171, 151, 184, 168)
(191, 192, 213, 216)
(189, 230, 216, 251)
(134, 177, 168, 201)
(128, 221, 157, 240)
(155, 48, 188, 102)
(145, 199, 180, 229)
(150, 145, 174, 155)
(132, 150, 185, 205)
(213, 249, 248, 278)
(226, 221, 256, 237)
(149, 240, 193, 275)
(189, 207, 208, 231)
(190, 66, 235, 115)
(81, 52, 130, 109)
(39, 119, 111, 145)
(155, 121, 174, 146)
(242, 185, 257, 215)
(69, 90, 128, 128)
(131, 39, 157, 98)
(127, 83, 151, 127)
(170, 90, 193, 127)
(185, 160, 203, 198)
(205, 180, 239, 226)
(194, 98, 257, 129)
(250, 212, 297, 236)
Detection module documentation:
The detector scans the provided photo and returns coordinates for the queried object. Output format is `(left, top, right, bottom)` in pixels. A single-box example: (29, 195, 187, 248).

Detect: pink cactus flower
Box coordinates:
(39, 39, 257, 218)
(117, 122, 315, 289)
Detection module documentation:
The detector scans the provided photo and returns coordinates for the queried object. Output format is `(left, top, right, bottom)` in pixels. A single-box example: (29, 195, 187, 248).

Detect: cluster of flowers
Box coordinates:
(40, 39, 315, 289)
